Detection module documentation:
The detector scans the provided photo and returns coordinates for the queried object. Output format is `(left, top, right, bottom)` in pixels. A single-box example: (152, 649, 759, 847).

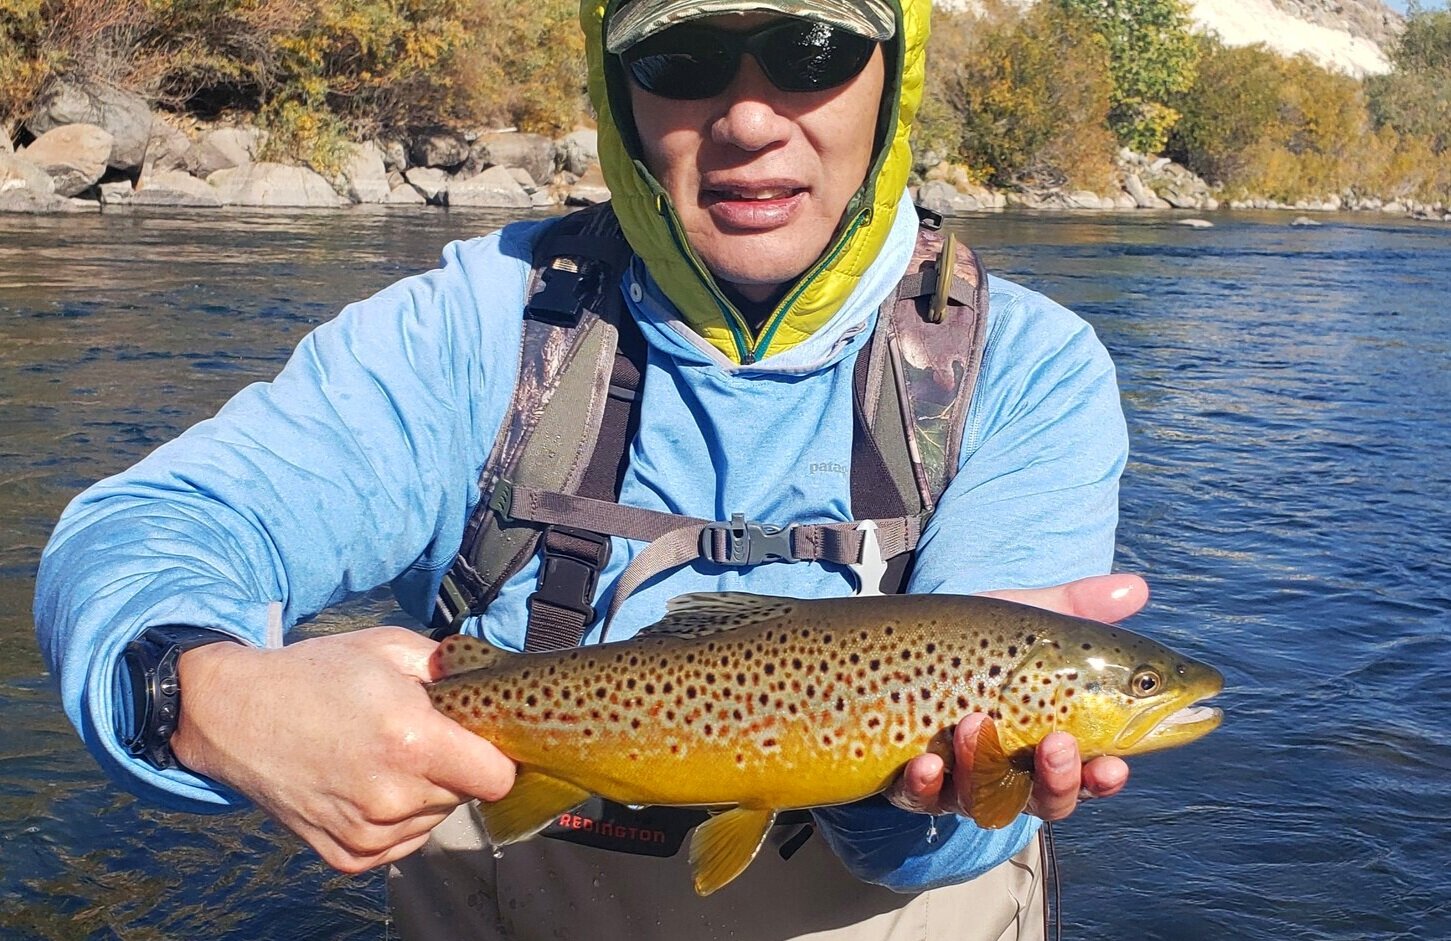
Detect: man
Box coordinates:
(34, 0, 1137, 938)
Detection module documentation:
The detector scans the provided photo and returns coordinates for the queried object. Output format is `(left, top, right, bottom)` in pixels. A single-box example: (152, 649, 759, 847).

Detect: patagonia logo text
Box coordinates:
(809, 461, 847, 475)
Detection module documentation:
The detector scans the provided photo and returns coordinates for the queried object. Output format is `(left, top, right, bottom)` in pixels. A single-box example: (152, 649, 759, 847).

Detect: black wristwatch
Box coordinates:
(121, 626, 236, 770)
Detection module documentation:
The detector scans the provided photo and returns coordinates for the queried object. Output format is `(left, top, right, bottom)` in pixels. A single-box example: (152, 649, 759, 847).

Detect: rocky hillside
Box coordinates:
(1188, 0, 1401, 74)
(938, 0, 1403, 74)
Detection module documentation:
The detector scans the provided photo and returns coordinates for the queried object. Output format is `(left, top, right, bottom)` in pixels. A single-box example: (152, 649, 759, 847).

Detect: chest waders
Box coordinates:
(428, 202, 1057, 937)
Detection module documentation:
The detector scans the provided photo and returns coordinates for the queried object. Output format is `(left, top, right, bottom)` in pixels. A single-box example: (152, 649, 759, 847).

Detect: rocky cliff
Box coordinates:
(938, 0, 1403, 74)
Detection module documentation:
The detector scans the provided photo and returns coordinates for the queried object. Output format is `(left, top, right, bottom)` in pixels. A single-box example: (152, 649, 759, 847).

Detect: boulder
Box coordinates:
(26, 81, 152, 171)
(915, 180, 983, 215)
(1290, 215, 1322, 226)
(508, 166, 538, 190)
(1, 130, 12, 154)
(404, 166, 450, 203)
(558, 129, 599, 177)
(447, 165, 532, 208)
(564, 163, 611, 206)
(21, 124, 115, 196)
(132, 169, 223, 208)
(376, 136, 408, 172)
(186, 127, 265, 177)
(1123, 172, 1170, 210)
(1062, 190, 1109, 210)
(1177, 218, 1214, 228)
(385, 181, 428, 205)
(340, 142, 390, 204)
(472, 131, 556, 189)
(209, 162, 343, 208)
(142, 117, 192, 180)
(0, 151, 66, 212)
(410, 127, 469, 169)
(99, 180, 134, 206)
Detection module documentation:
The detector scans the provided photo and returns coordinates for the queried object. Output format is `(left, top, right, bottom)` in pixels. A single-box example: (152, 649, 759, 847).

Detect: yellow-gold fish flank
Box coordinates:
(428, 591, 1222, 895)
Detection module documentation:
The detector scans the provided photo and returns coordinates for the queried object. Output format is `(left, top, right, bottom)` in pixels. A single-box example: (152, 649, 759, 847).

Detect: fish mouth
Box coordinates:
(1127, 702, 1223, 754)
(1111, 670, 1224, 755)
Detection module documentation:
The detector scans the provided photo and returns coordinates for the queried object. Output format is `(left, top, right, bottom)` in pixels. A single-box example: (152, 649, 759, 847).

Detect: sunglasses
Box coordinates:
(620, 19, 878, 101)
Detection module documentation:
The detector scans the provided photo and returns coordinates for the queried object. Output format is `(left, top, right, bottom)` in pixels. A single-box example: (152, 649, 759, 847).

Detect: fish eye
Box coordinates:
(1130, 669, 1162, 696)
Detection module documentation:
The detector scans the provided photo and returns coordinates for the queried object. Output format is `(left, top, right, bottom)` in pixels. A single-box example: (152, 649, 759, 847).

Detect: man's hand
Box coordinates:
(886, 573, 1147, 822)
(171, 627, 516, 873)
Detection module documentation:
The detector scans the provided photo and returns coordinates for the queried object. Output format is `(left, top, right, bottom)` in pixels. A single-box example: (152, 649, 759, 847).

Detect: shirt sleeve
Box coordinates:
(32, 223, 548, 812)
(811, 278, 1129, 890)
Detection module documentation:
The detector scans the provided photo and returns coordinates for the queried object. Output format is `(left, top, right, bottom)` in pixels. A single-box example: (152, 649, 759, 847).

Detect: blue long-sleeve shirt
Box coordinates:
(34, 194, 1127, 890)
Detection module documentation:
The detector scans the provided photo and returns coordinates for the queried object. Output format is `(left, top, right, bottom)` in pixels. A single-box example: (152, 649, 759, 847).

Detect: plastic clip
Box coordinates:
(702, 513, 797, 566)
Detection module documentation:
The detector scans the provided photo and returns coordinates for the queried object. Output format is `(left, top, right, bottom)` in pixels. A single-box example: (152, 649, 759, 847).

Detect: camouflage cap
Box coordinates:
(605, 0, 897, 54)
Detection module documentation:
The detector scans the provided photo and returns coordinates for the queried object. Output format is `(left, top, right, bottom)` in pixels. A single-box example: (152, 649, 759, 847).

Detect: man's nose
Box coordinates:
(709, 56, 793, 152)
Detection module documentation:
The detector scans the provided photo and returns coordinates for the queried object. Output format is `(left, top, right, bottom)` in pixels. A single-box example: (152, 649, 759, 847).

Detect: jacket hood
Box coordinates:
(581, 0, 929, 365)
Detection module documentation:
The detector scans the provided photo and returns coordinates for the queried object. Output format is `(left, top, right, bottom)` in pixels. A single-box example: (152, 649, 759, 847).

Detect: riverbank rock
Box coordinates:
(25, 81, 152, 172)
(0, 151, 67, 212)
(209, 163, 342, 208)
(1, 131, 12, 155)
(131, 170, 223, 208)
(143, 117, 192, 179)
(559, 129, 599, 177)
(21, 124, 115, 197)
(187, 127, 265, 177)
(404, 167, 449, 204)
(472, 132, 556, 189)
(565, 164, 611, 206)
(917, 179, 990, 214)
(411, 128, 469, 170)
(341, 142, 390, 204)
(447, 165, 532, 208)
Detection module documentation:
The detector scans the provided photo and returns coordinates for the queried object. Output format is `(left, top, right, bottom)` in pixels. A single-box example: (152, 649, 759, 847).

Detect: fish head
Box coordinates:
(995, 616, 1223, 759)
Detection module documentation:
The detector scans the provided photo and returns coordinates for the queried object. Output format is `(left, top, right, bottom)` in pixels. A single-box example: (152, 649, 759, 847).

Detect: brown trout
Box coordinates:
(428, 592, 1222, 895)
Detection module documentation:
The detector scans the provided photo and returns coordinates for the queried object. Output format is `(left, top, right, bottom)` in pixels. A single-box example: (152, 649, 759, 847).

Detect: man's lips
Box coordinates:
(702, 183, 808, 231)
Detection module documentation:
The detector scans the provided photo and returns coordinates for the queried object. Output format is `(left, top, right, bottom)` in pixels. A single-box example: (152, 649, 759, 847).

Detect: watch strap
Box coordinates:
(123, 626, 236, 770)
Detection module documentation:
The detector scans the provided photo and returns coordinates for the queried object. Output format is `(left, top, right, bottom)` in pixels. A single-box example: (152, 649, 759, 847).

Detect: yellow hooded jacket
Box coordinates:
(581, 0, 929, 364)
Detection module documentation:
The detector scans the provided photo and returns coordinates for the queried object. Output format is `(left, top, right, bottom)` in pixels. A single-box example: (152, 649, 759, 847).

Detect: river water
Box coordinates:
(2, 208, 1447, 940)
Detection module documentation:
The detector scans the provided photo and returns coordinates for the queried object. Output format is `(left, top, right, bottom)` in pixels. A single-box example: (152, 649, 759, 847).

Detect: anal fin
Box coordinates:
(478, 768, 590, 846)
(687, 806, 776, 896)
(968, 719, 1035, 830)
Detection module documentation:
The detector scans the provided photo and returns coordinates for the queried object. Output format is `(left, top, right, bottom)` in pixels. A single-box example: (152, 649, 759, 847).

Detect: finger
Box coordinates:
(886, 753, 946, 813)
(421, 710, 517, 803)
(1081, 756, 1130, 799)
(982, 573, 1149, 623)
(949, 713, 989, 816)
(1028, 731, 1082, 821)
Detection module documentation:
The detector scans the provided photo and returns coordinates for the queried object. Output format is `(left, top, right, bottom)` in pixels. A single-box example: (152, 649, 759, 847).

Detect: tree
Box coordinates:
(1055, 0, 1199, 153)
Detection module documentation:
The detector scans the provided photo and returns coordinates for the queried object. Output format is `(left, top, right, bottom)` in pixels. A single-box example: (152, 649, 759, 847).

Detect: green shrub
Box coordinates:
(919, 3, 1117, 191)
(1055, 0, 1199, 152)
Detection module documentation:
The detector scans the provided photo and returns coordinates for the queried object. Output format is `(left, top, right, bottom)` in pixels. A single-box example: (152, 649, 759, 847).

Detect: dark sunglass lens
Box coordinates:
(759, 22, 874, 92)
(624, 27, 736, 100)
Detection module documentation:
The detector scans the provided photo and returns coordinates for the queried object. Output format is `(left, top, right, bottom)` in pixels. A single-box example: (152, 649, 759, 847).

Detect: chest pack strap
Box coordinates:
(433, 203, 991, 651)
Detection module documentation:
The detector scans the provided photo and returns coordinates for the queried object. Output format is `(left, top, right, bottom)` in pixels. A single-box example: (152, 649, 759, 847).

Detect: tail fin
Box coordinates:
(433, 634, 512, 677)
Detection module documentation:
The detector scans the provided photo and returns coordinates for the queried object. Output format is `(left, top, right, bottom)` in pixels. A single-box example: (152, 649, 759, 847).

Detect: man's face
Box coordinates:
(627, 15, 884, 304)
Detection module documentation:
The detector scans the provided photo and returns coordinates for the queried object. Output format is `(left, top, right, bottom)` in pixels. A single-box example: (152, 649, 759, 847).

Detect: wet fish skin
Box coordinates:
(428, 591, 1223, 894)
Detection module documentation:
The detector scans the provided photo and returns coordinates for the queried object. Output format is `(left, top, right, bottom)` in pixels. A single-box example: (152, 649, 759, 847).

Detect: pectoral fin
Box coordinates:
(687, 807, 776, 896)
(478, 768, 590, 846)
(968, 719, 1035, 830)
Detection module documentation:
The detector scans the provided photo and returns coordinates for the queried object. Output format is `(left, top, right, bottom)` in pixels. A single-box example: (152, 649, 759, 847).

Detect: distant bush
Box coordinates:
(1055, 0, 1199, 153)
(0, 0, 588, 168)
(1366, 5, 1451, 154)
(918, 3, 1118, 192)
(1171, 31, 1451, 204)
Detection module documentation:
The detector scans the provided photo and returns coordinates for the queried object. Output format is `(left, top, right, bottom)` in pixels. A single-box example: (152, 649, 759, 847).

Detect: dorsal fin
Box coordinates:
(433, 634, 513, 678)
(636, 592, 798, 639)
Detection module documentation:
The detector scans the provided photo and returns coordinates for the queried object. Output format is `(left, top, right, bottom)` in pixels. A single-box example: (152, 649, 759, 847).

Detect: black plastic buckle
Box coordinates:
(526, 258, 591, 327)
(701, 513, 797, 566)
(530, 526, 611, 620)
